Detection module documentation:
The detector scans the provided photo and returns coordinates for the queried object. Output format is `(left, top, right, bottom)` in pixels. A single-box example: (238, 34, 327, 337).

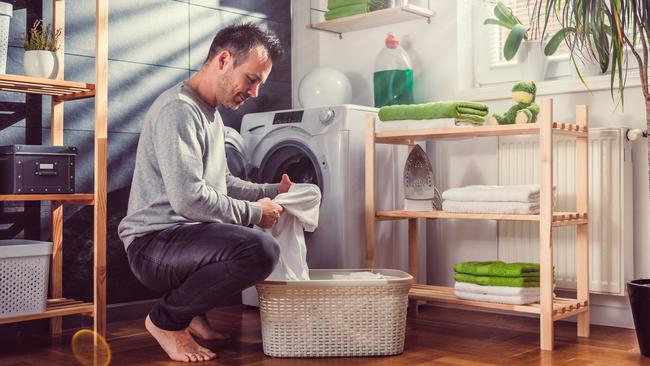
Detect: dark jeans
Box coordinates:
(126, 222, 279, 331)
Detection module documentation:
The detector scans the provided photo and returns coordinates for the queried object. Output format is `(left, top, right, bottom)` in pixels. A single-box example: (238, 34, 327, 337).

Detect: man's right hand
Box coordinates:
(257, 197, 283, 229)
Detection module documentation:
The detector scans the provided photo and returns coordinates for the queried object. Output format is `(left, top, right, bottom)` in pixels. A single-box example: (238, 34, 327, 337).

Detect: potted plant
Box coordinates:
(484, 1, 566, 81)
(19, 19, 61, 79)
(543, 19, 611, 79)
(535, 0, 649, 357)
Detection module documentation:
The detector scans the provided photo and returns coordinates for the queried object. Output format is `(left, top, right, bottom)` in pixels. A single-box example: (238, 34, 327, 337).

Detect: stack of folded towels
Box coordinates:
(442, 184, 547, 215)
(325, 0, 385, 20)
(453, 261, 541, 305)
(378, 101, 489, 125)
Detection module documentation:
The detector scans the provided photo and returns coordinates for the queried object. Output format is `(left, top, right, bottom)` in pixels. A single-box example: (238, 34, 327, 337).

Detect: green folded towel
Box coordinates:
(453, 261, 540, 277)
(455, 273, 540, 288)
(378, 101, 489, 123)
(328, 0, 384, 10)
(325, 2, 384, 20)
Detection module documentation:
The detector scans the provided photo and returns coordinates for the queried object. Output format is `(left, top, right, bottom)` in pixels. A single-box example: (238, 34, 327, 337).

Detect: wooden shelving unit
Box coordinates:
(0, 194, 95, 205)
(0, 0, 108, 339)
(364, 99, 590, 351)
(0, 74, 95, 100)
(307, 3, 434, 37)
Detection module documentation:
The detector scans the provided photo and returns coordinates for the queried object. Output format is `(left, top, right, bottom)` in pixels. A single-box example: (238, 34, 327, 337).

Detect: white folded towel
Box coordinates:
(442, 185, 548, 203)
(454, 281, 540, 297)
(442, 200, 539, 214)
(454, 290, 540, 305)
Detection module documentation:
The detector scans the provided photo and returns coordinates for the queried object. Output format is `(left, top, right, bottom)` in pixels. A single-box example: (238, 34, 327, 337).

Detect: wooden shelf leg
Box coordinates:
(94, 0, 109, 340)
(49, 201, 63, 337)
(539, 99, 554, 351)
(408, 218, 419, 317)
(576, 105, 590, 338)
(364, 114, 376, 269)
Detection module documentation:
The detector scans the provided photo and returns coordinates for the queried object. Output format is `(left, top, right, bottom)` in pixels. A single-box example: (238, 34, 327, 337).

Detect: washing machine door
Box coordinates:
(257, 140, 324, 195)
(224, 127, 249, 180)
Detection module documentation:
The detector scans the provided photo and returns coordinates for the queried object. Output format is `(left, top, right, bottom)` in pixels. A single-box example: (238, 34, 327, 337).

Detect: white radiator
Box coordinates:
(497, 128, 633, 295)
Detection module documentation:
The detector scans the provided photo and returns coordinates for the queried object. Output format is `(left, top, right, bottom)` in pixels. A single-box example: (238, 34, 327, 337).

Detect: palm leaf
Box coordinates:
(504, 24, 528, 61)
(494, 2, 521, 28)
(484, 18, 513, 29)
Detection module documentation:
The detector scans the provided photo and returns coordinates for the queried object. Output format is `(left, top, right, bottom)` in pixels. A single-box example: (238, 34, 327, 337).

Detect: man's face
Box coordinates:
(215, 45, 273, 110)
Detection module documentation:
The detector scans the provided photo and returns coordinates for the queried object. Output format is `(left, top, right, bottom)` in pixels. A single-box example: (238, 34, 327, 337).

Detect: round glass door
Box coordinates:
(225, 142, 248, 180)
(258, 141, 324, 195)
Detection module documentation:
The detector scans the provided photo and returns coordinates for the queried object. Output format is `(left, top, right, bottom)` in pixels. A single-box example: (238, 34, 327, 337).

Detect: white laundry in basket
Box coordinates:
(259, 183, 321, 281)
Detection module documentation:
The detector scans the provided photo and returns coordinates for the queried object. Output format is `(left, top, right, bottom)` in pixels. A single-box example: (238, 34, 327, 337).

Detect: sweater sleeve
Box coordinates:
(152, 102, 262, 226)
(226, 170, 279, 201)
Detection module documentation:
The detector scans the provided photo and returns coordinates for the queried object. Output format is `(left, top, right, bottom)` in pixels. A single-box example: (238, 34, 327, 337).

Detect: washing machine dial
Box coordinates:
(319, 109, 335, 124)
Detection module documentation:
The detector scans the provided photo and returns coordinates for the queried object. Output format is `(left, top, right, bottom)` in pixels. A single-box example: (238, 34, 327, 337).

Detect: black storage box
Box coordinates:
(0, 145, 77, 194)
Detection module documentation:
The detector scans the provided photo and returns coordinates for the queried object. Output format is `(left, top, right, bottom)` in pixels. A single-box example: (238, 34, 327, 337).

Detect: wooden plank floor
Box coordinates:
(0, 305, 648, 365)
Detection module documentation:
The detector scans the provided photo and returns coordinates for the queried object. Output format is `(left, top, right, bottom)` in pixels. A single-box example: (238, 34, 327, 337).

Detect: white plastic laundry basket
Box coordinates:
(0, 240, 52, 318)
(0, 2, 12, 74)
(256, 269, 413, 357)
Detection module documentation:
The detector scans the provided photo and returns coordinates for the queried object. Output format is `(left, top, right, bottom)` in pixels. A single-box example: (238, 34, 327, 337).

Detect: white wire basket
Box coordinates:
(256, 269, 413, 357)
(0, 240, 52, 318)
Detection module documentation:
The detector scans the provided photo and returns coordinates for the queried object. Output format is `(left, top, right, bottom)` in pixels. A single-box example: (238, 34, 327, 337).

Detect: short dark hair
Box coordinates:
(205, 22, 284, 66)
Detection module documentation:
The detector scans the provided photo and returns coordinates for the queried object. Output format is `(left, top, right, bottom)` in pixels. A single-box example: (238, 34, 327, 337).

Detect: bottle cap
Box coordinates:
(385, 33, 399, 49)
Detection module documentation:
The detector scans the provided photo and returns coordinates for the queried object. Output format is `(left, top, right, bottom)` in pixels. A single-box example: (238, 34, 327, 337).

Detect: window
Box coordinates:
(469, 0, 572, 86)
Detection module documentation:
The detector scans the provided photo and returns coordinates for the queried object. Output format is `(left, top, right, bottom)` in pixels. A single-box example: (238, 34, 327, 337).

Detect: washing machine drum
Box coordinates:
(258, 141, 324, 195)
(224, 126, 249, 180)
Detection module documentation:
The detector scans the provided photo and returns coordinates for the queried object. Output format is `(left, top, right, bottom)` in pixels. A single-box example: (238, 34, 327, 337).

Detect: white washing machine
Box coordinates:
(238, 105, 408, 271)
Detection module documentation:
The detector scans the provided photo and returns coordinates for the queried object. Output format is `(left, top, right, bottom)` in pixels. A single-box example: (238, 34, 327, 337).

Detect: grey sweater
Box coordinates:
(118, 82, 278, 249)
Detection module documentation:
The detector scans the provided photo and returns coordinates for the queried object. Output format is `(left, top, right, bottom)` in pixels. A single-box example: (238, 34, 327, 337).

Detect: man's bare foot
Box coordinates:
(188, 315, 230, 341)
(145, 315, 217, 362)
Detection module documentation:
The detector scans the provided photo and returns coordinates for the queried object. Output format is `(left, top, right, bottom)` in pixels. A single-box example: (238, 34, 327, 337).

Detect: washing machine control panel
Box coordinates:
(272, 110, 304, 125)
(318, 109, 335, 124)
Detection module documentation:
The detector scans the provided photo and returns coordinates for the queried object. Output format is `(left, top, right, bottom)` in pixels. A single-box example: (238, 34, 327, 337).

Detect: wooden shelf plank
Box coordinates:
(374, 123, 587, 143)
(375, 124, 540, 143)
(409, 284, 540, 314)
(308, 4, 434, 34)
(0, 74, 95, 100)
(377, 210, 587, 224)
(0, 298, 93, 325)
(409, 284, 588, 320)
(0, 193, 94, 205)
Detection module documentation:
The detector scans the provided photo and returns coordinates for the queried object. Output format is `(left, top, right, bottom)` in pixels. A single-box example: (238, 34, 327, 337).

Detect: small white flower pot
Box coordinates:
(570, 57, 605, 79)
(517, 40, 548, 82)
(23, 50, 58, 79)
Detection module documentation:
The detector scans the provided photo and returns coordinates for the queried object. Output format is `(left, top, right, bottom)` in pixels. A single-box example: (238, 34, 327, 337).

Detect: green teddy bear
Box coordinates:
(489, 81, 540, 125)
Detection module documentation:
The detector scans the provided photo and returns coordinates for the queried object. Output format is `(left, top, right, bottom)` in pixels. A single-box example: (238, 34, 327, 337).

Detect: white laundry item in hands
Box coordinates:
(259, 183, 321, 281)
(442, 185, 552, 203)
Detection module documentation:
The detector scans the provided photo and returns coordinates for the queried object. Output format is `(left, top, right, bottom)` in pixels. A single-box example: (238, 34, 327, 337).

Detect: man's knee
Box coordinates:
(251, 232, 280, 275)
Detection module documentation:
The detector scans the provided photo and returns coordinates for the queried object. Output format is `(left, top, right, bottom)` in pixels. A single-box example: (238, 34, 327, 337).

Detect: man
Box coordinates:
(118, 23, 290, 362)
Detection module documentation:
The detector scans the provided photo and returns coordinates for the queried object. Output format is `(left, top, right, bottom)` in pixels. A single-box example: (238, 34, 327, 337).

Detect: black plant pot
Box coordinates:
(628, 279, 650, 357)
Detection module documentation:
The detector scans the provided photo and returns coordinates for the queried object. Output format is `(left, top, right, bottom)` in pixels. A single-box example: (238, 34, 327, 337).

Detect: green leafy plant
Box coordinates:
(542, 12, 610, 74)
(484, 1, 565, 61)
(535, 0, 650, 266)
(19, 19, 62, 52)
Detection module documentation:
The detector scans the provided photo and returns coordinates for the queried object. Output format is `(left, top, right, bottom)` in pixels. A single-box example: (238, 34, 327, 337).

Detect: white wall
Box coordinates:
(292, 0, 650, 328)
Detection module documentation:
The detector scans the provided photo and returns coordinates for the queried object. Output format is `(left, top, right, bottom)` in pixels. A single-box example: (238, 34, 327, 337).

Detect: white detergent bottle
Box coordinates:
(373, 32, 414, 107)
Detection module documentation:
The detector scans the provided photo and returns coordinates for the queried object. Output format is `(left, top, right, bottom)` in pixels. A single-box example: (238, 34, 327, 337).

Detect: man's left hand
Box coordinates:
(278, 174, 293, 194)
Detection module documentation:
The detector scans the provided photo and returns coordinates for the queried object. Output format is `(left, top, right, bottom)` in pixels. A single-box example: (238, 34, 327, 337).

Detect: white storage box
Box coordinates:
(0, 239, 52, 318)
(256, 269, 413, 357)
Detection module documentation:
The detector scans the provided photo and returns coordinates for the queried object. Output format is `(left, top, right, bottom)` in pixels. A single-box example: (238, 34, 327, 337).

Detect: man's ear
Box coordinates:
(216, 50, 231, 71)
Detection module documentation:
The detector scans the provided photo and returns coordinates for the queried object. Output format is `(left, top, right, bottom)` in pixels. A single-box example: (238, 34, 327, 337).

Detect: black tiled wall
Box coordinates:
(0, 0, 291, 304)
